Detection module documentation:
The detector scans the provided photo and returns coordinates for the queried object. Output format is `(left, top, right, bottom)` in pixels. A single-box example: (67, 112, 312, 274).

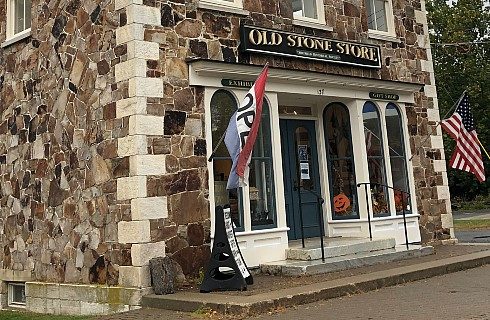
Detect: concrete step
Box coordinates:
(286, 237, 396, 261)
(261, 245, 434, 276)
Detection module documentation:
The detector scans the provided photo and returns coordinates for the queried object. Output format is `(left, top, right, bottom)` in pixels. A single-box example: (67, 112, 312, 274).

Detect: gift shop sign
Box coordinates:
(240, 25, 382, 69)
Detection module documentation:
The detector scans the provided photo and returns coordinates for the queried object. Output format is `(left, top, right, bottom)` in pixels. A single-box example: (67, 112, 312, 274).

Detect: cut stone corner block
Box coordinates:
(129, 154, 166, 176)
(117, 135, 148, 157)
(126, 4, 162, 25)
(128, 77, 164, 98)
(117, 176, 147, 200)
(131, 241, 166, 267)
(131, 196, 168, 220)
(118, 266, 151, 288)
(129, 115, 164, 136)
(118, 220, 151, 244)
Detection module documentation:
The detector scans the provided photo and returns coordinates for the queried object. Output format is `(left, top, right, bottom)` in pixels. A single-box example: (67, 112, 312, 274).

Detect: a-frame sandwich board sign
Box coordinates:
(200, 205, 253, 292)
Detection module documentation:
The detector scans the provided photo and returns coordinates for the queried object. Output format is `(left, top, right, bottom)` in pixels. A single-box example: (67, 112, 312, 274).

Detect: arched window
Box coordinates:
(323, 103, 358, 219)
(250, 100, 276, 229)
(363, 102, 390, 217)
(385, 103, 410, 213)
(211, 90, 243, 229)
(210, 90, 276, 230)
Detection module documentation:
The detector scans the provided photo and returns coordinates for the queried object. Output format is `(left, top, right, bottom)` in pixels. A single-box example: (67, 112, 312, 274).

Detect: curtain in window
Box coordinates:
(211, 90, 244, 229)
(385, 103, 410, 213)
(13, 0, 31, 34)
(249, 100, 276, 229)
(323, 103, 358, 219)
(211, 90, 276, 230)
(365, 0, 388, 31)
(363, 102, 390, 216)
(292, 0, 318, 19)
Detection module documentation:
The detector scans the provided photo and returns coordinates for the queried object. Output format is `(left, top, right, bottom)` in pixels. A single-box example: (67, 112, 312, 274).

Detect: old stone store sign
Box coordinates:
(240, 25, 382, 68)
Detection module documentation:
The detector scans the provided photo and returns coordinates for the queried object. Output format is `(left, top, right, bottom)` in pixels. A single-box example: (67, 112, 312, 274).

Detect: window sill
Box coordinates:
(292, 19, 332, 32)
(1, 29, 32, 48)
(197, 1, 250, 16)
(367, 30, 400, 43)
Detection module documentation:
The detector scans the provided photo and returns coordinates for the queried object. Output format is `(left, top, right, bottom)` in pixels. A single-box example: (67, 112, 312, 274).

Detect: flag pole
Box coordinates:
(408, 90, 466, 161)
(476, 136, 490, 161)
(208, 130, 227, 162)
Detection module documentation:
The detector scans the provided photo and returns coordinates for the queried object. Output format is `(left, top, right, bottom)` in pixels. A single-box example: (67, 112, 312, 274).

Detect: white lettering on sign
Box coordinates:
(224, 208, 250, 279)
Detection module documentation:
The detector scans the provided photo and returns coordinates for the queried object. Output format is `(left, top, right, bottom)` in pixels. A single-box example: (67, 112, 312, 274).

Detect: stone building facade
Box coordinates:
(0, 0, 452, 315)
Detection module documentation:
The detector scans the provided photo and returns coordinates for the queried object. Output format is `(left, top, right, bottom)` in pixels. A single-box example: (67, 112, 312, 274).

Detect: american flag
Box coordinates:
(441, 93, 485, 182)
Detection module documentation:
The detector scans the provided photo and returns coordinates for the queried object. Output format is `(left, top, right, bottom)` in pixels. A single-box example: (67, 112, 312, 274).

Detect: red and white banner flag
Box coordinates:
(224, 65, 269, 189)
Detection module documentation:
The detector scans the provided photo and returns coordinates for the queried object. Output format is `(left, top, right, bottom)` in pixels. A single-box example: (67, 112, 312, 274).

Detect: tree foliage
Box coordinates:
(427, 0, 490, 201)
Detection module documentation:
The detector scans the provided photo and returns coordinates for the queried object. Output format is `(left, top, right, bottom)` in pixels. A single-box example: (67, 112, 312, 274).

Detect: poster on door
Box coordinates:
(300, 162, 310, 180)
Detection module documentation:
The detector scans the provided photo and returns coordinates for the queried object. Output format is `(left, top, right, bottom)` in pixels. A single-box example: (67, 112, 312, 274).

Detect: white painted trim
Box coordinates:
(205, 87, 284, 235)
(234, 226, 290, 236)
(1, 29, 31, 48)
(366, 0, 397, 38)
(292, 0, 326, 25)
(368, 30, 401, 43)
(198, 0, 249, 16)
(292, 19, 333, 31)
(189, 61, 422, 103)
(327, 213, 420, 223)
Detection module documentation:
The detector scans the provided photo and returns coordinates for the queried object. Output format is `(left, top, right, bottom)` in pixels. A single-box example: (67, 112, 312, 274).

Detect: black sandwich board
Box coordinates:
(200, 205, 253, 292)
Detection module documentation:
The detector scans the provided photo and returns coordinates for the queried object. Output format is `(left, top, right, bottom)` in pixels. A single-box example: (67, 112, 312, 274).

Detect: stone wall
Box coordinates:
(131, 0, 452, 243)
(0, 0, 128, 288)
(0, 0, 453, 313)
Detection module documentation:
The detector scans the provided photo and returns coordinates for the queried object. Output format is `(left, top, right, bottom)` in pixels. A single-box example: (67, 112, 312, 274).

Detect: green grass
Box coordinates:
(0, 310, 91, 320)
(453, 219, 490, 230)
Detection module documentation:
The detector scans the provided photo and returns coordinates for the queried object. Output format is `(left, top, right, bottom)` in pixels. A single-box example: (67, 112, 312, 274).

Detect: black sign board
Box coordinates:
(221, 79, 254, 88)
(369, 92, 400, 101)
(240, 25, 382, 69)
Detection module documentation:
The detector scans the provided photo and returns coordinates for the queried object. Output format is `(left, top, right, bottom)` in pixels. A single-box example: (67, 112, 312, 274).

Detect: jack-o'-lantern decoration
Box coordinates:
(394, 192, 403, 211)
(333, 193, 351, 213)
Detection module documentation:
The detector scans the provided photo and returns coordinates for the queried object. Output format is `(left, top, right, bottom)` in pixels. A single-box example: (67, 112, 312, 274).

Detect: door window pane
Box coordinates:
(211, 90, 244, 229)
(386, 104, 410, 213)
(363, 102, 389, 216)
(250, 100, 276, 229)
(323, 103, 358, 219)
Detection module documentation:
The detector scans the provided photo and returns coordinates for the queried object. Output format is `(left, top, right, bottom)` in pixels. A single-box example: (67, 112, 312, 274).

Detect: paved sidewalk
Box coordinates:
(96, 244, 490, 320)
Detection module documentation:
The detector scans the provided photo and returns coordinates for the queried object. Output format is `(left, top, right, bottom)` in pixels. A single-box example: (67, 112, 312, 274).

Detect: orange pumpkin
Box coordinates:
(333, 193, 351, 213)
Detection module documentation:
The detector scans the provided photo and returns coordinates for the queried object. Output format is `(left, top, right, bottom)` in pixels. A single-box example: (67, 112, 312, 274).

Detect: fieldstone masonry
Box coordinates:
(0, 0, 452, 315)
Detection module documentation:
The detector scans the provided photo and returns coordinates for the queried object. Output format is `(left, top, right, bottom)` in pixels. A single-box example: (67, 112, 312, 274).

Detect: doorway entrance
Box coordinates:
(280, 119, 323, 240)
